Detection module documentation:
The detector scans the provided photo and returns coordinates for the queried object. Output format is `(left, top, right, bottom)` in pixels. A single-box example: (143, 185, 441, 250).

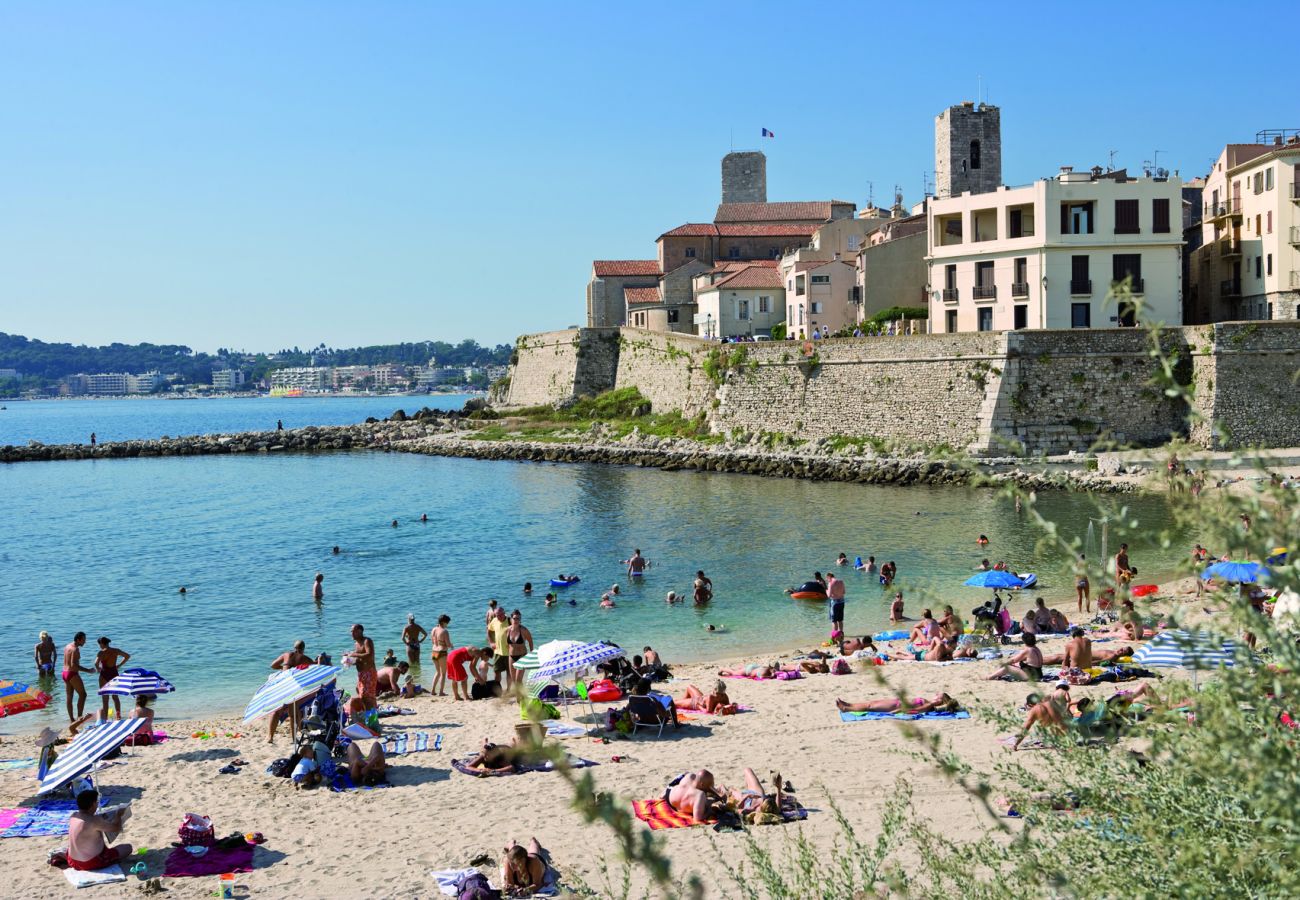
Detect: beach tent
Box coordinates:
(1131, 630, 1236, 689)
(964, 570, 1024, 590)
(38, 718, 147, 795)
(0, 679, 52, 718)
(98, 668, 175, 697)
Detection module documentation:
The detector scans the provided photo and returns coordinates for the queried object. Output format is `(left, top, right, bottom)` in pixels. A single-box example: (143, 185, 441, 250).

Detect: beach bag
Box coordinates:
(830, 659, 852, 675)
(178, 813, 215, 848)
(454, 871, 500, 900)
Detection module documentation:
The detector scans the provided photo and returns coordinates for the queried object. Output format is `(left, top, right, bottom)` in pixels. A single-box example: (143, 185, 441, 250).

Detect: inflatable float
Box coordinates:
(550, 577, 580, 588)
(789, 581, 828, 601)
(1012, 573, 1037, 588)
(1131, 584, 1159, 597)
(873, 629, 909, 642)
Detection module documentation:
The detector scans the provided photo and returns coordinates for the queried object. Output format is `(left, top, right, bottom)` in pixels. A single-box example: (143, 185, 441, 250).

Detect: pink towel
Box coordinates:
(163, 843, 255, 877)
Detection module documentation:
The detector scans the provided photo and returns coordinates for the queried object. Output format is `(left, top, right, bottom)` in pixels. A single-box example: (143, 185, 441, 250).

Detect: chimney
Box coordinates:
(1275, 136, 1284, 147)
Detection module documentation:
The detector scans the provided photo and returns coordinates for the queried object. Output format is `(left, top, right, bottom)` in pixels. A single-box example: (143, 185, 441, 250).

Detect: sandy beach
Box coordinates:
(0, 570, 1224, 900)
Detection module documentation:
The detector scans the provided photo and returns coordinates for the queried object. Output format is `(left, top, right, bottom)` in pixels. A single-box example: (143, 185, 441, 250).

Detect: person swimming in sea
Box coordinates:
(977, 534, 990, 546)
(705, 624, 727, 633)
(600, 593, 616, 608)
(332, 546, 341, 555)
(836, 553, 848, 566)
(544, 593, 557, 606)
(391, 519, 399, 528)
(420, 513, 428, 522)
(177, 586, 187, 594)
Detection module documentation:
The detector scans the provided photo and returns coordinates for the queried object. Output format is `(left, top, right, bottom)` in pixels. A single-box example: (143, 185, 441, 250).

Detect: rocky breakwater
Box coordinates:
(404, 425, 1136, 494)
(0, 406, 471, 464)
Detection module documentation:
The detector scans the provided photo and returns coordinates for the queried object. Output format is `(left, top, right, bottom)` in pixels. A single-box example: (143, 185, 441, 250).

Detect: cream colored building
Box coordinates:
(927, 168, 1184, 332)
(1190, 136, 1300, 322)
(781, 259, 856, 338)
(691, 265, 784, 338)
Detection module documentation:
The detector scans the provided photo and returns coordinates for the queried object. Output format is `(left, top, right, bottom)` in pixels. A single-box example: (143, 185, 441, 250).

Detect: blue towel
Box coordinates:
(330, 770, 392, 792)
(839, 710, 971, 723)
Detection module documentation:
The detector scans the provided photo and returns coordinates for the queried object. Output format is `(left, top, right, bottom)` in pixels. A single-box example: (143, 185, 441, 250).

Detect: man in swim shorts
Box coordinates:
(346, 623, 377, 712)
(62, 632, 93, 723)
(826, 572, 846, 636)
(35, 631, 56, 677)
(401, 614, 427, 667)
(627, 549, 647, 578)
(665, 769, 718, 823)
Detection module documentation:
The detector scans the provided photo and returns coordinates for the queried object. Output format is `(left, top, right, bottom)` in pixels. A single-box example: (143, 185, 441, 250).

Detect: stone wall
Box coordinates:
(721, 151, 766, 204)
(1189, 321, 1300, 448)
(613, 329, 714, 418)
(500, 329, 621, 408)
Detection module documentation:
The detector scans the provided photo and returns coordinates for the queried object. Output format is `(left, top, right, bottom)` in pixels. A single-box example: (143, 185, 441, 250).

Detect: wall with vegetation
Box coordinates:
(614, 329, 713, 418)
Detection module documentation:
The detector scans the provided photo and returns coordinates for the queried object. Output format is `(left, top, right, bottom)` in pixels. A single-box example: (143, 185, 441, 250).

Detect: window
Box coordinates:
(1012, 258, 1028, 296)
(1256, 214, 1262, 235)
(1256, 256, 1262, 278)
(846, 235, 859, 251)
(758, 296, 770, 313)
(685, 247, 696, 258)
(810, 302, 823, 314)
(1013, 305, 1028, 330)
(1267, 211, 1272, 233)
(1152, 198, 1170, 233)
(1254, 172, 1264, 194)
(667, 309, 679, 324)
(1071, 256, 1090, 294)
(974, 261, 996, 299)
(970, 140, 981, 170)
(728, 246, 740, 259)
(787, 305, 793, 323)
(1009, 208, 1023, 238)
(946, 310, 957, 332)
(798, 306, 804, 325)
(977, 307, 993, 331)
(768, 247, 780, 258)
(795, 275, 806, 296)
(945, 264, 957, 290)
(811, 274, 830, 284)
(1061, 202, 1094, 234)
(738, 299, 750, 320)
(1112, 254, 1142, 292)
(1267, 254, 1273, 276)
(1266, 168, 1274, 190)
(1114, 199, 1140, 234)
(1071, 303, 1091, 328)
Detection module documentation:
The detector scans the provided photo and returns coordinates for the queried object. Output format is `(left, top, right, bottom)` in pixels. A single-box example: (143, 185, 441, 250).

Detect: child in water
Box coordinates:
(382, 648, 398, 667)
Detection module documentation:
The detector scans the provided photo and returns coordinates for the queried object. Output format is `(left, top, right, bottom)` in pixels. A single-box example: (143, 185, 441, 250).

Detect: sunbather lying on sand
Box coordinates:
(465, 737, 521, 775)
(835, 692, 961, 714)
(347, 742, 388, 786)
(838, 636, 877, 656)
(664, 767, 787, 824)
(503, 837, 553, 897)
(676, 681, 737, 714)
(718, 662, 805, 678)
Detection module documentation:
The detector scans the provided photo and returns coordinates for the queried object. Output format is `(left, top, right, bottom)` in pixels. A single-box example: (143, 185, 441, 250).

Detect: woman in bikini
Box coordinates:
(429, 615, 452, 697)
(835, 692, 960, 714)
(94, 637, 130, 721)
(506, 610, 533, 687)
(675, 680, 737, 715)
(503, 838, 553, 896)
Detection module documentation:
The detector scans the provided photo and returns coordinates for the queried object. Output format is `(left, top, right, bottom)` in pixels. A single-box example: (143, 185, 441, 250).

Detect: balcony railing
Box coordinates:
(1221, 278, 1242, 296)
(972, 284, 997, 300)
(1228, 198, 1243, 217)
(1070, 279, 1092, 295)
(1206, 201, 1229, 219)
(1011, 281, 1030, 297)
(942, 288, 959, 302)
(1220, 237, 1242, 257)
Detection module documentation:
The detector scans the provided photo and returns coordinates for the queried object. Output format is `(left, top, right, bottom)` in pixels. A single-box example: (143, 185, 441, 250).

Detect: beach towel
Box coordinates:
(430, 868, 481, 896)
(839, 710, 971, 723)
(376, 705, 417, 718)
(1, 797, 96, 838)
(542, 721, 587, 738)
(382, 732, 440, 755)
(330, 770, 392, 792)
(163, 843, 255, 877)
(0, 758, 36, 771)
(675, 704, 754, 718)
(0, 808, 24, 832)
(723, 671, 801, 682)
(925, 659, 977, 666)
(451, 755, 597, 778)
(632, 798, 713, 830)
(63, 864, 125, 888)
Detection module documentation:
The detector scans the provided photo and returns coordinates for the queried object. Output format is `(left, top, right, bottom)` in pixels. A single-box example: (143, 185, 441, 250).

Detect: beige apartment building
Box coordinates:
(692, 264, 784, 338)
(781, 259, 856, 338)
(927, 168, 1184, 332)
(1189, 135, 1300, 322)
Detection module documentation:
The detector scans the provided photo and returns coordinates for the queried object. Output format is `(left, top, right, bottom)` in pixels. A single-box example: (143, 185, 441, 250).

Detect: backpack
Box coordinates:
(454, 871, 500, 900)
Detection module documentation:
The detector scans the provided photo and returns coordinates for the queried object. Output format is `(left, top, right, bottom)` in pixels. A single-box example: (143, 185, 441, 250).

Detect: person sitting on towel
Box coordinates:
(503, 838, 553, 896)
(986, 633, 1044, 681)
(347, 742, 388, 786)
(1011, 692, 1067, 750)
(68, 788, 132, 871)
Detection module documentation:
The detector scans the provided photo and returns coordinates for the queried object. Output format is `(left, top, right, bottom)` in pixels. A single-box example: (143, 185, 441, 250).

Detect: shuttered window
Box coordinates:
(1152, 198, 1170, 234)
(1114, 199, 1140, 234)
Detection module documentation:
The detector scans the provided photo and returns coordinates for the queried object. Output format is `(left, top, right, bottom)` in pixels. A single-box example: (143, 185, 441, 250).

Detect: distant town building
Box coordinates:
(721, 151, 767, 204)
(781, 259, 856, 338)
(60, 371, 163, 395)
(692, 264, 784, 338)
(211, 369, 246, 391)
(855, 210, 929, 322)
(269, 367, 331, 392)
(0, 368, 19, 379)
(586, 260, 661, 328)
(126, 371, 165, 393)
(1188, 133, 1300, 323)
(928, 167, 1184, 332)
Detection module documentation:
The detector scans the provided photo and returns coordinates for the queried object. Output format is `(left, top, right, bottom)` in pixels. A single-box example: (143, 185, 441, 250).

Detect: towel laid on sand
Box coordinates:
(64, 864, 125, 888)
(330, 770, 392, 792)
(382, 732, 440, 755)
(542, 721, 587, 738)
(722, 671, 801, 682)
(451, 755, 597, 778)
(839, 710, 971, 723)
(2, 797, 105, 839)
(631, 795, 807, 830)
(0, 758, 36, 771)
(675, 704, 755, 718)
(163, 843, 255, 877)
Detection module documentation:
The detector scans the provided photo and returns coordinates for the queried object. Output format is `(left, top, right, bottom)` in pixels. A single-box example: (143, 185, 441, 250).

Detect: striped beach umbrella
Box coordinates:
(514, 640, 582, 671)
(98, 668, 175, 697)
(38, 718, 147, 795)
(242, 665, 341, 724)
(0, 679, 52, 718)
(1132, 630, 1236, 689)
(532, 642, 624, 680)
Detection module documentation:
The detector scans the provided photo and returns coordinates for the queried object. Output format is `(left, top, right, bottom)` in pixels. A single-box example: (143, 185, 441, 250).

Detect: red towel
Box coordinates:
(631, 798, 713, 830)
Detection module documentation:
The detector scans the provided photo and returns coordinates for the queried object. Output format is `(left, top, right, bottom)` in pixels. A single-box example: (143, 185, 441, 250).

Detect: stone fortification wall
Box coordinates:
(1189, 322, 1300, 449)
(500, 328, 621, 408)
(614, 329, 713, 418)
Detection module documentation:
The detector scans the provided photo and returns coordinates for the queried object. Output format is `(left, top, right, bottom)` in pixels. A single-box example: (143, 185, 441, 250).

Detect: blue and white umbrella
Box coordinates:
(98, 668, 175, 697)
(532, 642, 624, 680)
(242, 665, 342, 724)
(964, 570, 1024, 589)
(38, 718, 147, 795)
(1132, 630, 1236, 688)
(1201, 560, 1267, 584)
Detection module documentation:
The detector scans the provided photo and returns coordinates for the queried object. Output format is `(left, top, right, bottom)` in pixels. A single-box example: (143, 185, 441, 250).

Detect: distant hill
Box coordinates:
(0, 333, 512, 388)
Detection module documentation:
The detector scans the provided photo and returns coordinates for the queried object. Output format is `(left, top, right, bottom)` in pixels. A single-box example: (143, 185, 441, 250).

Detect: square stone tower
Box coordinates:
(934, 102, 1001, 198)
(721, 151, 767, 204)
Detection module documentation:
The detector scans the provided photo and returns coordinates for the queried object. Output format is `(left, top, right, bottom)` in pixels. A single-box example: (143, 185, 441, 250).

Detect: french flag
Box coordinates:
(761, 128, 775, 138)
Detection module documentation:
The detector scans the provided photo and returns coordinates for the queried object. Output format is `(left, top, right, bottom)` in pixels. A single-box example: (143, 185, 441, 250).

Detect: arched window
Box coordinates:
(970, 140, 981, 170)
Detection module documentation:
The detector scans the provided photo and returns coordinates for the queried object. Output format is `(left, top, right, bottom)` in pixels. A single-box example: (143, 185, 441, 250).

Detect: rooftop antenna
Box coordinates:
(977, 74, 982, 105)
(1142, 150, 1166, 177)
(730, 128, 734, 152)
(922, 170, 932, 199)
(866, 181, 874, 207)
(1108, 149, 1118, 172)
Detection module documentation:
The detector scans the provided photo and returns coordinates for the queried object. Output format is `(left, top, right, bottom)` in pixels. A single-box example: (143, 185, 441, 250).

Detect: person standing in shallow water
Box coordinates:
(62, 633, 93, 722)
(401, 614, 427, 667)
(35, 631, 56, 678)
(95, 637, 130, 721)
(313, 573, 324, 602)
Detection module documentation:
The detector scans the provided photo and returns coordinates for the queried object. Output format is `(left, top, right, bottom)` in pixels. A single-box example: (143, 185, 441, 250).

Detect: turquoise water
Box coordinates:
(0, 451, 1191, 729)
(0, 394, 474, 447)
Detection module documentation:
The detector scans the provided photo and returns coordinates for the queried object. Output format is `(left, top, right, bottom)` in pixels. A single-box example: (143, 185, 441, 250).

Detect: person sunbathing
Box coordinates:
(835, 693, 960, 714)
(346, 742, 388, 786)
(987, 633, 1044, 681)
(1107, 682, 1192, 718)
(716, 768, 787, 824)
(503, 837, 553, 897)
(465, 737, 527, 774)
(1010, 692, 1067, 749)
(665, 769, 718, 823)
(676, 681, 737, 715)
(937, 605, 965, 639)
(839, 636, 877, 656)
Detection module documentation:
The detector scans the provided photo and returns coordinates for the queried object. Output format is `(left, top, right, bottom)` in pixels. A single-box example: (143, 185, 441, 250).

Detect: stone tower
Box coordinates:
(934, 102, 1001, 198)
(721, 151, 767, 204)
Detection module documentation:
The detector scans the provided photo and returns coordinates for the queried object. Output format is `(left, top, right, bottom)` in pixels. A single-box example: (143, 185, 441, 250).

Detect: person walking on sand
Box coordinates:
(1115, 543, 1134, 589)
(62, 633, 94, 723)
(430, 615, 452, 696)
(826, 571, 846, 637)
(401, 614, 427, 667)
(35, 631, 56, 678)
(94, 637, 130, 721)
(345, 624, 378, 712)
(312, 573, 324, 602)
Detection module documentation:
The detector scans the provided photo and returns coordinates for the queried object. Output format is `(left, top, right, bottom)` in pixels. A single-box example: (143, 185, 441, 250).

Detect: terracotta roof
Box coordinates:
(716, 223, 818, 237)
(592, 260, 661, 277)
(712, 259, 780, 273)
(712, 266, 785, 290)
(714, 201, 843, 223)
(624, 286, 662, 306)
(658, 223, 718, 238)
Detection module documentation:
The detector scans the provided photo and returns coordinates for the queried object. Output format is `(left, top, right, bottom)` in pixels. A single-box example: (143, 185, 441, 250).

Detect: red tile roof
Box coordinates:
(716, 223, 818, 237)
(592, 260, 661, 277)
(658, 223, 717, 238)
(712, 259, 780, 272)
(624, 286, 662, 306)
(711, 265, 785, 291)
(714, 201, 846, 223)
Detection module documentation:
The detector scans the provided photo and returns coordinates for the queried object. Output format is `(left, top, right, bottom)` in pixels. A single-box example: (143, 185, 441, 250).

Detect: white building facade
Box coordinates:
(927, 169, 1184, 332)
(691, 265, 784, 338)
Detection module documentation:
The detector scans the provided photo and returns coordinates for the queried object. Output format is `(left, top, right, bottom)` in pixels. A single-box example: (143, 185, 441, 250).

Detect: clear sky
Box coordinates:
(1, 1, 1293, 351)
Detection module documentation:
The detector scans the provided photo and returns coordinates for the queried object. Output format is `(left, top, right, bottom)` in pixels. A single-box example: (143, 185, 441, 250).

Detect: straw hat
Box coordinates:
(35, 727, 60, 748)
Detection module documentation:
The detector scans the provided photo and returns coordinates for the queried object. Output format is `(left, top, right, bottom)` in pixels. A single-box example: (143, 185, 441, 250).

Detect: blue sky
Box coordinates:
(1, 1, 1292, 351)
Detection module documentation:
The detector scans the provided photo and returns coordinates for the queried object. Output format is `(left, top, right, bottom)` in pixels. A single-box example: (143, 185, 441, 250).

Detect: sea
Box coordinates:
(0, 397, 1194, 729)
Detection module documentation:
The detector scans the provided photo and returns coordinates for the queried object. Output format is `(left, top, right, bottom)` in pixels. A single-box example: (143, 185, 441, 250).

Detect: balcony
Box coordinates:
(1220, 237, 1242, 257)
(1292, 184, 1300, 202)
(1290, 226, 1300, 245)
(941, 288, 959, 302)
(1221, 278, 1242, 297)
(1206, 201, 1229, 220)
(1070, 279, 1092, 295)
(1228, 199, 1243, 219)
(1011, 281, 1030, 297)
(972, 284, 997, 300)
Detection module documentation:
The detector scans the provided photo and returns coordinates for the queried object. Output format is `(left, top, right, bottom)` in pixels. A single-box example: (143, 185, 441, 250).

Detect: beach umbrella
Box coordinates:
(241, 665, 341, 724)
(38, 718, 147, 795)
(514, 640, 582, 671)
(532, 642, 625, 680)
(963, 570, 1024, 589)
(1131, 630, 1236, 689)
(0, 679, 52, 718)
(98, 668, 175, 697)
(1201, 560, 1266, 583)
